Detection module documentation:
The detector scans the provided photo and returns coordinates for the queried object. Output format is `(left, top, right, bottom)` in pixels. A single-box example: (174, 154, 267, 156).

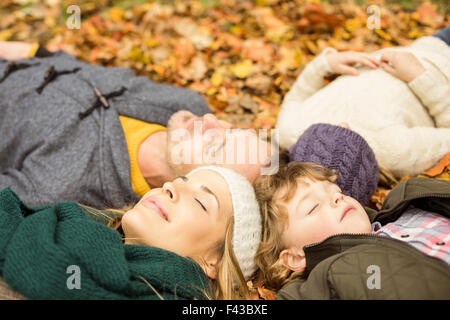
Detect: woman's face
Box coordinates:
(122, 170, 233, 262)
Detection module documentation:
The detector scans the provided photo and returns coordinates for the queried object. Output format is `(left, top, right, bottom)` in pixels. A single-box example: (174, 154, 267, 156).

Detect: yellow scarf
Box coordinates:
(119, 116, 166, 197)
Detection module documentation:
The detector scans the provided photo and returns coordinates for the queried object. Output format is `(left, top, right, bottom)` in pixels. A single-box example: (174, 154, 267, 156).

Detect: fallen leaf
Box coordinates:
(173, 38, 195, 64)
(109, 7, 124, 23)
(257, 285, 276, 300)
(245, 74, 272, 93)
(243, 39, 274, 63)
(370, 187, 391, 210)
(230, 59, 253, 79)
(423, 152, 450, 177)
(240, 94, 259, 113)
(210, 71, 223, 87)
(179, 55, 208, 81)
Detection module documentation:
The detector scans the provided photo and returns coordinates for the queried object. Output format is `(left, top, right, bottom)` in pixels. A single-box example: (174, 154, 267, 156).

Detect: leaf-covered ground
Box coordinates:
(1, 0, 448, 129)
(1, 0, 449, 299)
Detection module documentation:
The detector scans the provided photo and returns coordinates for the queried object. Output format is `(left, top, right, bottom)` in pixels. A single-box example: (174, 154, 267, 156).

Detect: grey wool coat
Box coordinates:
(0, 51, 210, 208)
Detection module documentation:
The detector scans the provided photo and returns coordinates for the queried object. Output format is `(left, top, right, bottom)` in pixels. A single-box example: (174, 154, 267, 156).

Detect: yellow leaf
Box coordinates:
(129, 46, 149, 63)
(230, 59, 253, 79)
(0, 29, 13, 41)
(44, 17, 56, 28)
(146, 39, 159, 47)
(305, 40, 318, 54)
(294, 48, 303, 66)
(210, 72, 223, 87)
(438, 175, 450, 181)
(343, 31, 351, 40)
(230, 25, 243, 35)
(375, 29, 393, 41)
(109, 7, 124, 23)
(255, 0, 279, 6)
(408, 29, 419, 39)
(276, 47, 301, 72)
(206, 87, 217, 96)
(345, 18, 362, 32)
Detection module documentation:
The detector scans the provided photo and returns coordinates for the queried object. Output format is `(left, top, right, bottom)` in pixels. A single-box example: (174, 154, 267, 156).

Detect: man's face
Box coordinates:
(166, 111, 271, 183)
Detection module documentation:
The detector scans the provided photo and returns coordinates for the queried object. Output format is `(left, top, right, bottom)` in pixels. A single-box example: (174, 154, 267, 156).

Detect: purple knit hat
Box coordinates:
(289, 123, 379, 205)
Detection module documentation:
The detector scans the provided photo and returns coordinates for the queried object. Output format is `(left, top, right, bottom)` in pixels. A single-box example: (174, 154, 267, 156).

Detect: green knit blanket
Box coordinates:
(0, 188, 210, 300)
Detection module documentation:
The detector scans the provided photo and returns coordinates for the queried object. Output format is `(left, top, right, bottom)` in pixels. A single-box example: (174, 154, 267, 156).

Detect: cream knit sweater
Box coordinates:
(277, 36, 450, 178)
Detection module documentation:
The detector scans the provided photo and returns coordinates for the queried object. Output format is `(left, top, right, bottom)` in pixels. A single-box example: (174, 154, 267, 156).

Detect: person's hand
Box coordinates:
(0, 41, 33, 60)
(380, 51, 426, 82)
(338, 122, 350, 129)
(325, 51, 380, 76)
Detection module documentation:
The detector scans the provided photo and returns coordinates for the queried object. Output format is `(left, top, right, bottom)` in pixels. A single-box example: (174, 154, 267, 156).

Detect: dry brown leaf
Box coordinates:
(179, 55, 207, 81)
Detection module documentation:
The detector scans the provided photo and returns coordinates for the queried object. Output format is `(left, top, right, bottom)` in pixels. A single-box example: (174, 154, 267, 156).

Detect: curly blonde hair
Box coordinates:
(253, 159, 338, 291)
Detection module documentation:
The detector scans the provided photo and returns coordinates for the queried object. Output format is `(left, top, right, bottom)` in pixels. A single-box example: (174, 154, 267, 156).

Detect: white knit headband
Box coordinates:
(187, 166, 262, 280)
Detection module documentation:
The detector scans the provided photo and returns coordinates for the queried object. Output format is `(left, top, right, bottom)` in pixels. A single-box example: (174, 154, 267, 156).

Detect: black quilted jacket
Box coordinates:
(277, 177, 450, 299)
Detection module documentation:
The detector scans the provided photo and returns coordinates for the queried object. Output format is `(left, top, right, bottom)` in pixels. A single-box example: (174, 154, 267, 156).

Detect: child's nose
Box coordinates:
(331, 191, 344, 207)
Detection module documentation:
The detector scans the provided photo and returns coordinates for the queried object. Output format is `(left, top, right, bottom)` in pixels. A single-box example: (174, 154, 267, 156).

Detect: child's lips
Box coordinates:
(141, 197, 169, 222)
(340, 206, 354, 222)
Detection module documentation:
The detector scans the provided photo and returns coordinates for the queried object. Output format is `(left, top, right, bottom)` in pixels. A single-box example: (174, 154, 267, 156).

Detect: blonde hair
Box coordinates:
(253, 160, 338, 291)
(80, 205, 250, 300)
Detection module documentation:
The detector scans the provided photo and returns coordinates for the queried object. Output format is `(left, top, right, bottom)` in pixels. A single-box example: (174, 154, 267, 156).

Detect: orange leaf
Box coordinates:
(173, 39, 195, 63)
(417, 3, 439, 20)
(304, 3, 342, 27)
(257, 285, 276, 300)
(244, 41, 274, 63)
(370, 187, 391, 210)
(423, 152, 450, 177)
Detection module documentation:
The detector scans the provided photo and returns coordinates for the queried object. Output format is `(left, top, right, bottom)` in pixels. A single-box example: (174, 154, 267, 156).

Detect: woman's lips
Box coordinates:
(141, 197, 169, 222)
(340, 206, 354, 222)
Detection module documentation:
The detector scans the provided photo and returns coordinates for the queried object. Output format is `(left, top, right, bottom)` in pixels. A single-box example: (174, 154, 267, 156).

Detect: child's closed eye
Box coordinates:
(308, 204, 318, 215)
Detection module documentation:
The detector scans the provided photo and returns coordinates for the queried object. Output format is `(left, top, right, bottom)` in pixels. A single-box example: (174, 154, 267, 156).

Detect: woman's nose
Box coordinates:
(162, 181, 178, 202)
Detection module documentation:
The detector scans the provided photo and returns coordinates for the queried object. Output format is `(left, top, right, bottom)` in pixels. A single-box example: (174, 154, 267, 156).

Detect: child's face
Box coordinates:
(279, 178, 372, 252)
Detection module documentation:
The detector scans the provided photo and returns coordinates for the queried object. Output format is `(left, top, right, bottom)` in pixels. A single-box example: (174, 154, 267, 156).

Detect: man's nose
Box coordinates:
(201, 113, 221, 133)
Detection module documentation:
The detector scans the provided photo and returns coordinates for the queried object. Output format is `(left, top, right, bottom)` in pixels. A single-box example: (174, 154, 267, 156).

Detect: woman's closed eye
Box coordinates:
(195, 198, 207, 212)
